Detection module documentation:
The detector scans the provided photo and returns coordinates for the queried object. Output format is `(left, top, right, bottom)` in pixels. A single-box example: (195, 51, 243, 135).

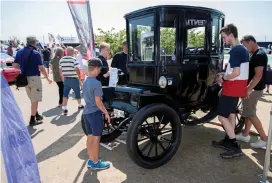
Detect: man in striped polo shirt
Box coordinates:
(59, 47, 84, 115)
(212, 24, 249, 159)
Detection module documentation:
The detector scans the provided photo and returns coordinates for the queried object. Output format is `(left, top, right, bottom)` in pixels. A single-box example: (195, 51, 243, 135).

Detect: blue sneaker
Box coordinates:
(87, 160, 110, 170)
(87, 157, 102, 165)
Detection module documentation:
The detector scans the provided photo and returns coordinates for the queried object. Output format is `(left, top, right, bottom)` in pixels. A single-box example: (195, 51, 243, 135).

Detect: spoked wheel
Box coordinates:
(81, 111, 123, 143)
(235, 101, 245, 134)
(126, 104, 182, 169)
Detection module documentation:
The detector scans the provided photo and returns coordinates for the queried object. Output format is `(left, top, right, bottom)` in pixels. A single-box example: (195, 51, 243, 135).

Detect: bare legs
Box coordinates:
(87, 135, 101, 163)
(243, 117, 267, 141)
(31, 102, 38, 116)
(219, 115, 236, 139)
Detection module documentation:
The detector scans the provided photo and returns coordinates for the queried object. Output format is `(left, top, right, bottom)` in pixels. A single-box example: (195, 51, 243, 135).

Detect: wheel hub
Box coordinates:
(157, 135, 163, 141)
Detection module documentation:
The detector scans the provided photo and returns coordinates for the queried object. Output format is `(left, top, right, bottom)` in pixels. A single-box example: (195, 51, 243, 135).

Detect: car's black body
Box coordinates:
(81, 5, 244, 169)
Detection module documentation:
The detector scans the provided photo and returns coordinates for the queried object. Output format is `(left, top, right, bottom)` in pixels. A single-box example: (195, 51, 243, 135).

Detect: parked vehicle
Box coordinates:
(224, 48, 231, 54)
(0, 62, 20, 82)
(0, 53, 14, 66)
(81, 5, 244, 169)
(260, 47, 269, 54)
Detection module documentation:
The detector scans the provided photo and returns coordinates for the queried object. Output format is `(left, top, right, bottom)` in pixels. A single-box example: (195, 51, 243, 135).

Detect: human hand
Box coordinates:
(244, 89, 253, 99)
(216, 73, 223, 84)
(47, 78, 52, 84)
(105, 113, 111, 124)
(103, 72, 110, 78)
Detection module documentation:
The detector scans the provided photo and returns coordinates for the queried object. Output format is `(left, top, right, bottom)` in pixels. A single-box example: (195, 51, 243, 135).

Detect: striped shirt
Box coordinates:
(59, 56, 79, 78)
(222, 45, 249, 97)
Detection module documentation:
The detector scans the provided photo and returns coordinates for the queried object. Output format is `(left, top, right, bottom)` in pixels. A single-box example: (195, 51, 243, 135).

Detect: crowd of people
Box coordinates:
(11, 23, 269, 170)
(12, 36, 128, 169)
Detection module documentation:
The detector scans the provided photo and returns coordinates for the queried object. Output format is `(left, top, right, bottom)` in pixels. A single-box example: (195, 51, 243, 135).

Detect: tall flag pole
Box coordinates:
(67, 0, 96, 75)
(1, 74, 41, 183)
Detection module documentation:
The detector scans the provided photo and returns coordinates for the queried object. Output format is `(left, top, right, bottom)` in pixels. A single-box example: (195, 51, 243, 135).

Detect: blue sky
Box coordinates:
(1, 0, 271, 43)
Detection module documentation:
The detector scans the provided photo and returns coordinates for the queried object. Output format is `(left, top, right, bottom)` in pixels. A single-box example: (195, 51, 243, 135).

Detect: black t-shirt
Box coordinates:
(111, 51, 128, 73)
(248, 48, 268, 90)
(42, 49, 51, 61)
(96, 55, 109, 86)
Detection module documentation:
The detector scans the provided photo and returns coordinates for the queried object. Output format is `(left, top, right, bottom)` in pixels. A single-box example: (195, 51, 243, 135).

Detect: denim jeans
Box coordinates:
(63, 78, 81, 99)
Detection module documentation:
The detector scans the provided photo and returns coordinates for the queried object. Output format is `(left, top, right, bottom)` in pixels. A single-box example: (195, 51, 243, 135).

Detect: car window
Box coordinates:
(211, 16, 222, 55)
(184, 11, 207, 55)
(129, 14, 155, 62)
(160, 10, 178, 65)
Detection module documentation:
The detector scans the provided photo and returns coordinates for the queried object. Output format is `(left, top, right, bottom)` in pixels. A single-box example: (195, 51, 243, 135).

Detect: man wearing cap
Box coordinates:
(13, 36, 52, 126)
(82, 58, 111, 170)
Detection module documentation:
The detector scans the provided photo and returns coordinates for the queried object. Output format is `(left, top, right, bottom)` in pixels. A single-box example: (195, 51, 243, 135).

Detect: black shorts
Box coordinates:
(217, 95, 239, 118)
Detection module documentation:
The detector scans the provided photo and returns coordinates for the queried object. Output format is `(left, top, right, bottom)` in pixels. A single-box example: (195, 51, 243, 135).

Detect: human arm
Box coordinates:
(36, 53, 52, 83)
(39, 65, 52, 83)
(223, 67, 240, 80)
(244, 55, 266, 98)
(94, 84, 110, 123)
(13, 51, 20, 69)
(247, 67, 264, 91)
(74, 60, 81, 79)
(223, 48, 242, 80)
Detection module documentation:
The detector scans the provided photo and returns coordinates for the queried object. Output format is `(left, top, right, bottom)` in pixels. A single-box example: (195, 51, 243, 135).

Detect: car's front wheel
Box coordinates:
(126, 104, 182, 169)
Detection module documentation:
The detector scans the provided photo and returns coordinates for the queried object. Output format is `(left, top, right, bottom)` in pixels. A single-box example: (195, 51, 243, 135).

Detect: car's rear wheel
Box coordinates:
(126, 104, 182, 169)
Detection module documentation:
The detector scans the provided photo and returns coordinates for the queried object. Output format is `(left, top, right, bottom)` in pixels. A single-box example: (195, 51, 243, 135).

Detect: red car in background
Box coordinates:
(1, 62, 20, 83)
(1, 53, 14, 66)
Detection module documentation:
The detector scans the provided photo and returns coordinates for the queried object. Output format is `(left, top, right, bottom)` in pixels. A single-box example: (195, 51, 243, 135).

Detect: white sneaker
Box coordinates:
(236, 133, 250, 143)
(250, 139, 267, 149)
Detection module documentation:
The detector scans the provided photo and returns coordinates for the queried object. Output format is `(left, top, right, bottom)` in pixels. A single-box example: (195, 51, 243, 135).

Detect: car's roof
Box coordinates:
(124, 5, 224, 18)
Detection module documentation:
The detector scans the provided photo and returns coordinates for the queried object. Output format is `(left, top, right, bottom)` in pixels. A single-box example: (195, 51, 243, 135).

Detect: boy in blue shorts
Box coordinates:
(82, 58, 111, 169)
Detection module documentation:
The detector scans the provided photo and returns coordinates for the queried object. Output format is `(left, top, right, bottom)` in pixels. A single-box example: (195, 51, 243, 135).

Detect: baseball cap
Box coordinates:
(88, 58, 103, 67)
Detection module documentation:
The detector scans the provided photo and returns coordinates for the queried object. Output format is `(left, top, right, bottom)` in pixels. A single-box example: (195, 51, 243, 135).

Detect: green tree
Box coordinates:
(160, 28, 175, 54)
(187, 28, 204, 47)
(95, 27, 126, 56)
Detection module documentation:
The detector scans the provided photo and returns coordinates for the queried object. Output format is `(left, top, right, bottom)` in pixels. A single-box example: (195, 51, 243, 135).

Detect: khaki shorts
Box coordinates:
(242, 90, 263, 117)
(25, 76, 42, 103)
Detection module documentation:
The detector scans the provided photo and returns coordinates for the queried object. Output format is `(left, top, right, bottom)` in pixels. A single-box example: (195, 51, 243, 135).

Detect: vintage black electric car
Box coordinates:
(81, 5, 244, 169)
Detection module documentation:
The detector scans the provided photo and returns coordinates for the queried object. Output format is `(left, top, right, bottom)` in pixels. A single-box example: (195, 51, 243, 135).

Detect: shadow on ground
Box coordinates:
(260, 97, 272, 103)
(75, 124, 272, 183)
(50, 110, 81, 126)
(42, 107, 62, 117)
(27, 126, 45, 139)
(36, 120, 85, 163)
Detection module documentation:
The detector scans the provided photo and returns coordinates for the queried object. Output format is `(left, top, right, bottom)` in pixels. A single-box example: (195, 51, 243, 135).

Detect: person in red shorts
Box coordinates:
(212, 24, 249, 159)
